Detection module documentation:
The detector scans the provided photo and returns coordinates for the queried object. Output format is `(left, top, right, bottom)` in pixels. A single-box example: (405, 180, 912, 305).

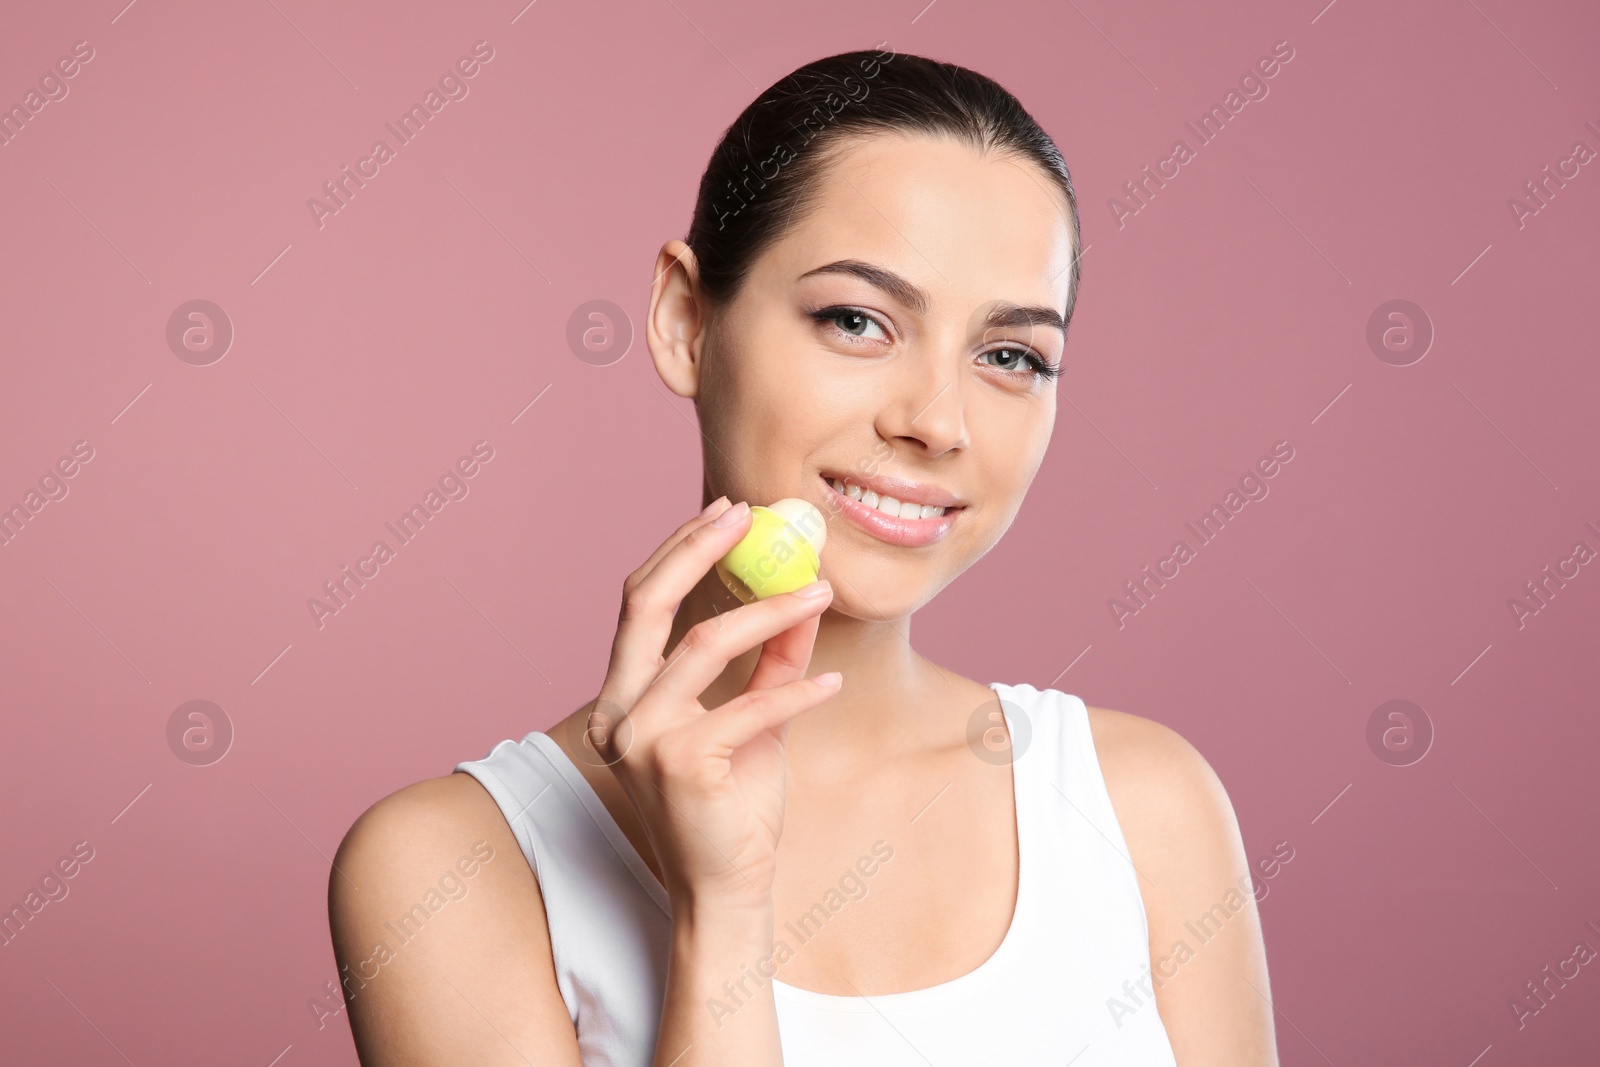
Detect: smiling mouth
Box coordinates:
(816, 473, 967, 549)
(820, 474, 961, 520)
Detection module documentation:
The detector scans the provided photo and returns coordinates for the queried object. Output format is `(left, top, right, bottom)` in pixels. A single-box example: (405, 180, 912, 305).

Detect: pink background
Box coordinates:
(2, 0, 1597, 1063)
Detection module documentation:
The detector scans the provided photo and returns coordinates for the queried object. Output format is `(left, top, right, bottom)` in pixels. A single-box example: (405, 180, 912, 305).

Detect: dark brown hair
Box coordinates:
(684, 46, 1082, 331)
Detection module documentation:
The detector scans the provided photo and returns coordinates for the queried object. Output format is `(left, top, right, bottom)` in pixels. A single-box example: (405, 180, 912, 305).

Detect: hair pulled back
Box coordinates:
(684, 46, 1082, 331)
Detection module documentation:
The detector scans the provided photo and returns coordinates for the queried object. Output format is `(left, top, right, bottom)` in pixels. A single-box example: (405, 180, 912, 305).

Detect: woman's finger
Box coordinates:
(643, 582, 833, 714)
(603, 497, 731, 698)
(604, 502, 755, 708)
(741, 609, 823, 695)
(626, 496, 731, 592)
(687, 670, 843, 753)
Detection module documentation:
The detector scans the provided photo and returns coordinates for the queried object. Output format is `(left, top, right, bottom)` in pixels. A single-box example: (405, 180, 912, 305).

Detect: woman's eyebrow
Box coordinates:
(799, 259, 930, 313)
(984, 302, 1067, 335)
(797, 259, 1066, 334)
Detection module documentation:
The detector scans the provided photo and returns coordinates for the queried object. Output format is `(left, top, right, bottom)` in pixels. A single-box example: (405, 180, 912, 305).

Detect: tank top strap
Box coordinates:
(455, 733, 670, 1063)
(996, 682, 1151, 939)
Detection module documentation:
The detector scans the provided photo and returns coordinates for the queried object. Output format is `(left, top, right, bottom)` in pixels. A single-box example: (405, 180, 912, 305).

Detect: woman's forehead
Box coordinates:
(758, 135, 1074, 301)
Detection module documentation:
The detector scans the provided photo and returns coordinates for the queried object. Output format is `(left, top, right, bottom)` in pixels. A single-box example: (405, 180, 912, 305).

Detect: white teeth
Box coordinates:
(825, 477, 948, 520)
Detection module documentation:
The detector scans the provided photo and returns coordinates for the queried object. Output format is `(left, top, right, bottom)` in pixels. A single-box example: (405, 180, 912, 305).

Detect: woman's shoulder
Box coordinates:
(336, 771, 509, 860)
(328, 775, 582, 1061)
(330, 771, 533, 921)
(1076, 701, 1250, 921)
(1079, 702, 1237, 834)
(995, 680, 1235, 834)
(1001, 682, 1219, 787)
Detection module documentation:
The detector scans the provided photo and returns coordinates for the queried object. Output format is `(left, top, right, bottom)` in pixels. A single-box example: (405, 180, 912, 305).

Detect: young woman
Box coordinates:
(329, 48, 1278, 1066)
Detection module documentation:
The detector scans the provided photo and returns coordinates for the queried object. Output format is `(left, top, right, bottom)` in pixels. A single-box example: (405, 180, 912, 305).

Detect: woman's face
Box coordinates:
(659, 132, 1078, 620)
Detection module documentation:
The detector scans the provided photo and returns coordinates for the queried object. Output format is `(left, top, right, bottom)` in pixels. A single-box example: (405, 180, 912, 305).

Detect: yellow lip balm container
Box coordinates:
(715, 498, 828, 604)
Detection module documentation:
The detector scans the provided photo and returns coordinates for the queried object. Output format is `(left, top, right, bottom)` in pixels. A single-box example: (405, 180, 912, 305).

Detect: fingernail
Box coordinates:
(792, 580, 831, 597)
(700, 495, 729, 518)
(712, 500, 749, 528)
(814, 671, 842, 687)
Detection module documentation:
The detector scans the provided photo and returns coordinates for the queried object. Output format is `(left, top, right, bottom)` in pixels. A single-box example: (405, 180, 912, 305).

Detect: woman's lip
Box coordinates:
(818, 474, 964, 548)
(817, 469, 966, 508)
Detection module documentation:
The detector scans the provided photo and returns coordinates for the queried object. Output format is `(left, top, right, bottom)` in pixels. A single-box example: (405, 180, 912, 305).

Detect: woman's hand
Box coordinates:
(590, 496, 840, 914)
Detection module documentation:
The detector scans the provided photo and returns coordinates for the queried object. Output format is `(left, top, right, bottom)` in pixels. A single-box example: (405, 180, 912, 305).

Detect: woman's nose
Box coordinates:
(878, 372, 969, 457)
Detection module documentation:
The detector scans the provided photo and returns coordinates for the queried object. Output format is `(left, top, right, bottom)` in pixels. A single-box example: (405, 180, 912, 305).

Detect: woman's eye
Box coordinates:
(980, 346, 1049, 377)
(812, 307, 889, 342)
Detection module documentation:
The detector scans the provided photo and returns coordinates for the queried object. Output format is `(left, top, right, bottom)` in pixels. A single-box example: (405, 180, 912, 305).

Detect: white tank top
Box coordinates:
(455, 681, 1179, 1066)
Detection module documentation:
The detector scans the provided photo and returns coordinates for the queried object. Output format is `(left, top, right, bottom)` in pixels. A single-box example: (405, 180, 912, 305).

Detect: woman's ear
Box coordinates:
(646, 239, 707, 399)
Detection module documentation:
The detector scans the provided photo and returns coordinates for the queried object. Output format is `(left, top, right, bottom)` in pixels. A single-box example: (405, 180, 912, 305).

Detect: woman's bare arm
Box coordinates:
(328, 771, 584, 1066)
(328, 772, 793, 1067)
(1090, 708, 1280, 1066)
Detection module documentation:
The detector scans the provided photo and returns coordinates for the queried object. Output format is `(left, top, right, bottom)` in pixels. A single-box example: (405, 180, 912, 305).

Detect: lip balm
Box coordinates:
(714, 498, 828, 604)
